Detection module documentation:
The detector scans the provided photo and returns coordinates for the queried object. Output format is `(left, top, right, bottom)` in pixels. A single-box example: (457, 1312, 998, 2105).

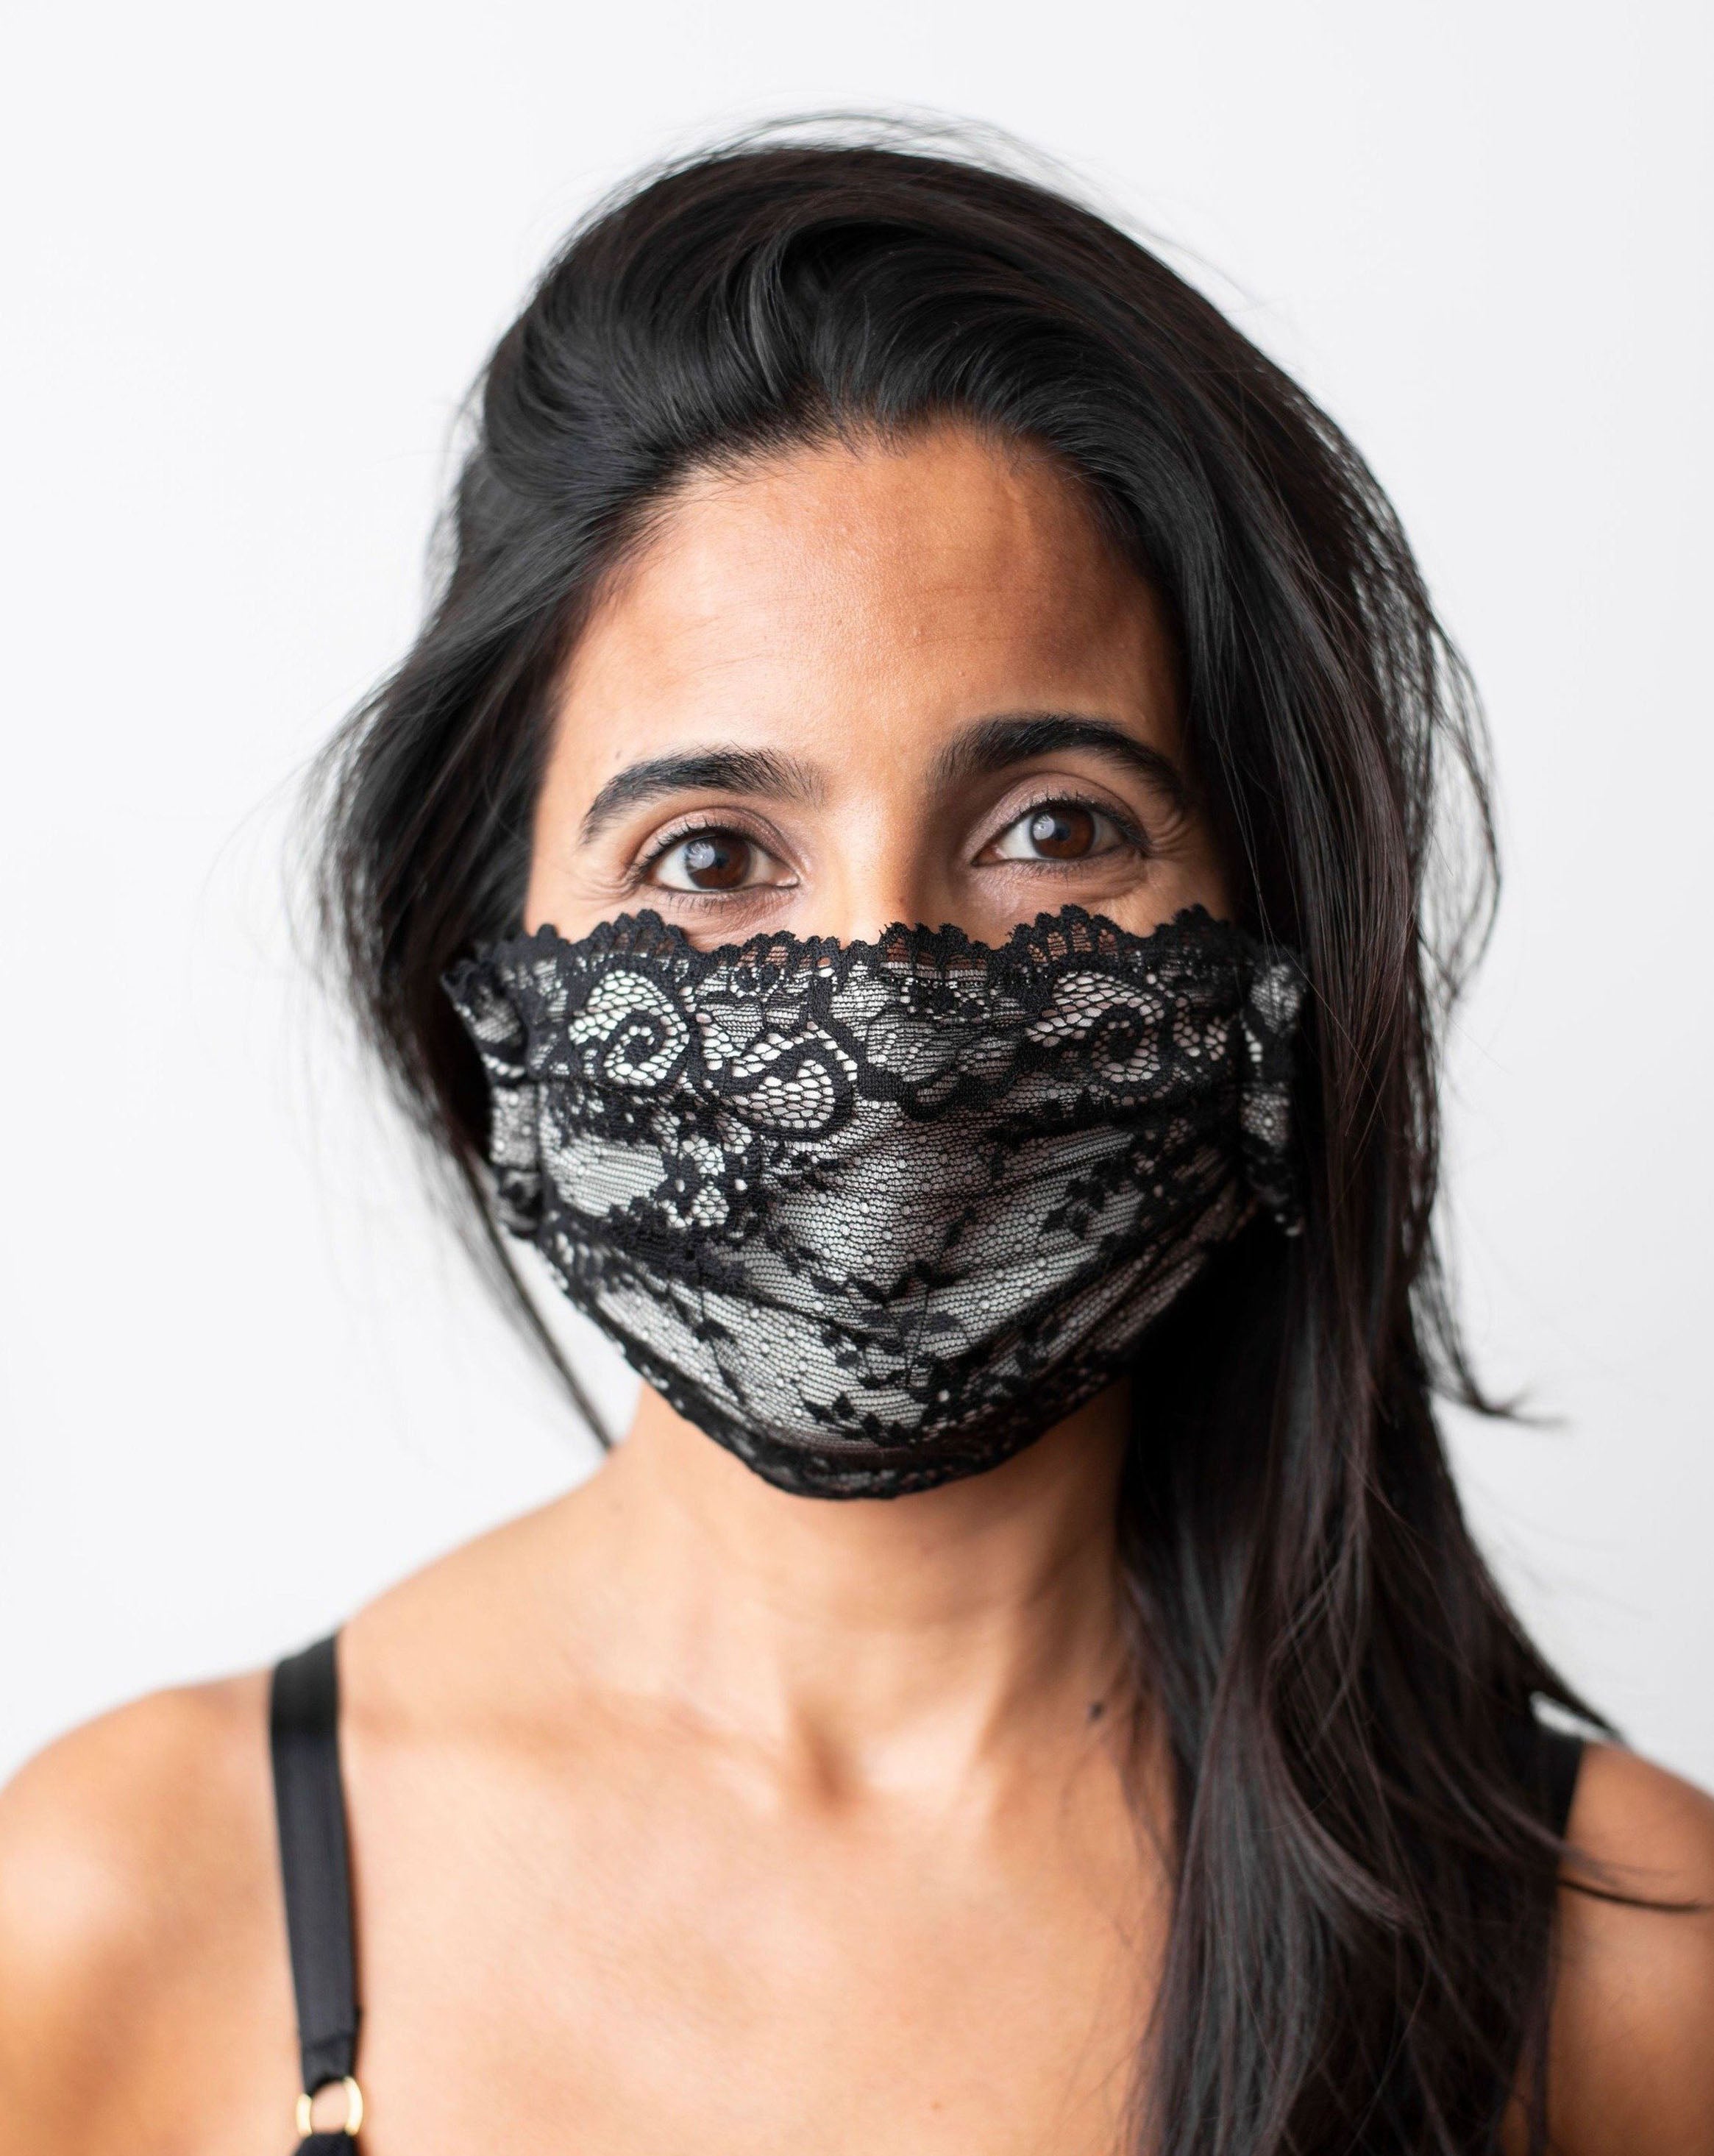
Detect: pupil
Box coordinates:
(1028, 804, 1095, 859)
(683, 833, 750, 889)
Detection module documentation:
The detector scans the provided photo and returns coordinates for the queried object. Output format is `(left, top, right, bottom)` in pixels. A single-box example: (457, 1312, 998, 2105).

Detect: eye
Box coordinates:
(645, 826, 788, 893)
(982, 798, 1131, 865)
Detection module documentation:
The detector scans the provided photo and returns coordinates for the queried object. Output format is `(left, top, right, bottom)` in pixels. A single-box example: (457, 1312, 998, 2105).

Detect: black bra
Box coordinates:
(268, 1631, 1587, 2151)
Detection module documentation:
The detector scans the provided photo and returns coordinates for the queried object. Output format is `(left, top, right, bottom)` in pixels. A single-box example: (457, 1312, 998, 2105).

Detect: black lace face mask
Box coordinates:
(444, 904, 1304, 1500)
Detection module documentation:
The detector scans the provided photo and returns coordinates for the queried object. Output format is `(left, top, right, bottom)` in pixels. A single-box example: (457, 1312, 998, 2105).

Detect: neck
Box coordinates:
(547, 1379, 1137, 1798)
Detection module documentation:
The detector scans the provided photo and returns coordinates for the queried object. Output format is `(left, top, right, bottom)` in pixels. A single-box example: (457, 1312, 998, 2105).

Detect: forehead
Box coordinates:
(555, 425, 1178, 752)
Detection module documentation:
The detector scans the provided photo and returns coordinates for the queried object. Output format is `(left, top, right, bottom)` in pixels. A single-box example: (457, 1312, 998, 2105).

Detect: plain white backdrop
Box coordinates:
(2, 0, 1709, 1787)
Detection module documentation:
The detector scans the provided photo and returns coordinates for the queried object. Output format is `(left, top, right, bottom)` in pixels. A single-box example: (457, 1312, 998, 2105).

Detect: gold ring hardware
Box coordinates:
(295, 2075, 365, 2138)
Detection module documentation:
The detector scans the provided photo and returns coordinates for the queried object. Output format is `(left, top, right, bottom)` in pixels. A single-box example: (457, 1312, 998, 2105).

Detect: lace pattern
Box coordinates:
(445, 904, 1304, 1497)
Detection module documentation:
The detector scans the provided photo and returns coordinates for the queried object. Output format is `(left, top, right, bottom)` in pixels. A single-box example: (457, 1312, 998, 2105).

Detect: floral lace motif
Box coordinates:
(445, 904, 1304, 1498)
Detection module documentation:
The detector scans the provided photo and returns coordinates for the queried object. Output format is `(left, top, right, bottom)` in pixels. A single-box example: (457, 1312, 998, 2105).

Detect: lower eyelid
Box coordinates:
(657, 885, 789, 910)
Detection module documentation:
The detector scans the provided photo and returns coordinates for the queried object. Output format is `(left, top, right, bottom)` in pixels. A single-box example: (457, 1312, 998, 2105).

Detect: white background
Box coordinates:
(2, 1, 1709, 1787)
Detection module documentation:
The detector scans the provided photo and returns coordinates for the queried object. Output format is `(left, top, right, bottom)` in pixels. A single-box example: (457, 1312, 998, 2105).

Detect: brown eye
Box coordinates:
(1025, 804, 1095, 859)
(680, 833, 750, 888)
(648, 828, 786, 893)
(986, 799, 1125, 865)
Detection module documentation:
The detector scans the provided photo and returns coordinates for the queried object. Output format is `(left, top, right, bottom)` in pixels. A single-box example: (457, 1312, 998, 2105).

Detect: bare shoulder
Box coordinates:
(0, 1675, 296, 2154)
(1547, 1740, 1714, 2155)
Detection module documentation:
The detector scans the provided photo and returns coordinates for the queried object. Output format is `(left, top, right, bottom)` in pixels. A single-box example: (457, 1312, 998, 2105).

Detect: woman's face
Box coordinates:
(526, 422, 1230, 948)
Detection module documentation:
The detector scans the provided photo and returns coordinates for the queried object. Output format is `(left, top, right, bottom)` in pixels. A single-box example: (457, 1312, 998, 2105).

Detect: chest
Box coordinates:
(331, 1731, 1164, 2156)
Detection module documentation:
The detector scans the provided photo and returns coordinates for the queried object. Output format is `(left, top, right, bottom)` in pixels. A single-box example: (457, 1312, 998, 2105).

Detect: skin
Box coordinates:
(1, 426, 1711, 2155)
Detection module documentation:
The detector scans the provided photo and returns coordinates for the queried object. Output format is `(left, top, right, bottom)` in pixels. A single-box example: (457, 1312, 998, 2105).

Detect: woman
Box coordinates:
(1, 134, 1710, 2156)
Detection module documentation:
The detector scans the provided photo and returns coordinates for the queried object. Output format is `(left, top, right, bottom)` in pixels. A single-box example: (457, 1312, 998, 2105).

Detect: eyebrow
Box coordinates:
(931, 713, 1192, 812)
(578, 748, 825, 841)
(575, 712, 1190, 843)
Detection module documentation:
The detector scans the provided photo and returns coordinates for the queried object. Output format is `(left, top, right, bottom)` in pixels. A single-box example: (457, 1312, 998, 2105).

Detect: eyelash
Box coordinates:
(627, 788, 1153, 897)
(628, 813, 785, 888)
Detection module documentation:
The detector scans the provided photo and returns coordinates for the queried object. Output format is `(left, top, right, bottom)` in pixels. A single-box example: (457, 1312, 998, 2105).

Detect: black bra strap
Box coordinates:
(270, 1634, 360, 2101)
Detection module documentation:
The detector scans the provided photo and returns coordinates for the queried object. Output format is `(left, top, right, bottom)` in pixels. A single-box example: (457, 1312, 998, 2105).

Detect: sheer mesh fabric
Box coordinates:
(445, 903, 1304, 1497)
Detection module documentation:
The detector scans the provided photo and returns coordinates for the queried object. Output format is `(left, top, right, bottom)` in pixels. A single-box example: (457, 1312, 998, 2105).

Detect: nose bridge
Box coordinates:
(814, 818, 937, 945)
(811, 728, 948, 943)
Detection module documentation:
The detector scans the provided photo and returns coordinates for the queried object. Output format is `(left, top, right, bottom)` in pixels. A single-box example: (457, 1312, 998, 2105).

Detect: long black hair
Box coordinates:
(314, 124, 1601, 2154)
